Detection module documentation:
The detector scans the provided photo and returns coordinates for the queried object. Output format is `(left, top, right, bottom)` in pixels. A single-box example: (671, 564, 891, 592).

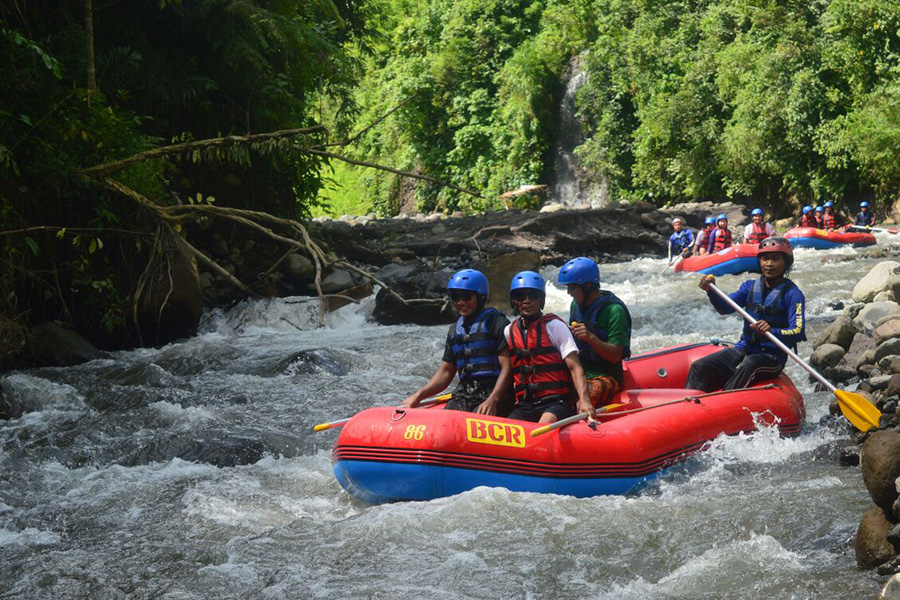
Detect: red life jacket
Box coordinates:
(508, 314, 572, 403)
(823, 212, 838, 229)
(708, 227, 733, 253)
(799, 214, 816, 227)
(747, 222, 769, 244)
(814, 214, 824, 228)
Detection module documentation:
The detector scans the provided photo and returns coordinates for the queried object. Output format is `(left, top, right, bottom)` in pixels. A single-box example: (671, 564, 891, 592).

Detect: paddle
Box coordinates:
(313, 393, 452, 432)
(707, 282, 881, 432)
(847, 225, 898, 234)
(662, 252, 687, 274)
(530, 402, 627, 437)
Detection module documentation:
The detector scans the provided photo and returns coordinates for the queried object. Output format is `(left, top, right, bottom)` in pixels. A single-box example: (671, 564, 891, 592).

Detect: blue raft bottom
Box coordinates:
(788, 237, 875, 249)
(334, 460, 663, 504)
(697, 256, 760, 277)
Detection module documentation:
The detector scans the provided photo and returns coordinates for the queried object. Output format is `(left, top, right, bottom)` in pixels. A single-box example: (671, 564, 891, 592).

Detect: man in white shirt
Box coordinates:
(504, 271, 594, 423)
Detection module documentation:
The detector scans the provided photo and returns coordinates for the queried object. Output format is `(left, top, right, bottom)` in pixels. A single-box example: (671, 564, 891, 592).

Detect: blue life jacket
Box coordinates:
(669, 230, 694, 254)
(742, 277, 805, 354)
(856, 211, 874, 226)
(452, 307, 502, 381)
(571, 292, 633, 365)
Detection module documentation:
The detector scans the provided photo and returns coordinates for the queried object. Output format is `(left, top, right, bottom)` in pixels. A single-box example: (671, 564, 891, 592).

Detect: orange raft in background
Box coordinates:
(332, 342, 805, 503)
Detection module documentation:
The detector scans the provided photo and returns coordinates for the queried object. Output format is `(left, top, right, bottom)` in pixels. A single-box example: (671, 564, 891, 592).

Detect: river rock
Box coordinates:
(25, 321, 105, 368)
(845, 303, 866, 320)
(319, 269, 354, 294)
(814, 316, 857, 350)
(854, 262, 900, 303)
(877, 319, 900, 345)
(477, 251, 542, 311)
(878, 340, 900, 364)
(811, 344, 846, 369)
(871, 375, 894, 391)
(878, 291, 898, 303)
(372, 264, 455, 326)
(282, 252, 315, 281)
(857, 506, 899, 569)
(862, 430, 900, 512)
(879, 572, 900, 597)
(134, 238, 203, 346)
(886, 376, 900, 399)
(857, 302, 900, 334)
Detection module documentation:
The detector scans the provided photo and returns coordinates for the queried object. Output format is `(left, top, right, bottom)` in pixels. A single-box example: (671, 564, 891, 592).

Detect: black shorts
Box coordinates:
(444, 378, 514, 416)
(507, 395, 575, 422)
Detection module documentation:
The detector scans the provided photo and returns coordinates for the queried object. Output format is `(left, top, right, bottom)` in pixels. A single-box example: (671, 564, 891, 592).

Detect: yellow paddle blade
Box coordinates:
(530, 424, 553, 437)
(834, 389, 882, 432)
(313, 423, 333, 432)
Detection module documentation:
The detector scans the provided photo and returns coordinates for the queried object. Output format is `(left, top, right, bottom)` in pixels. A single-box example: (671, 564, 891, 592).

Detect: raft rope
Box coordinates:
(592, 383, 781, 419)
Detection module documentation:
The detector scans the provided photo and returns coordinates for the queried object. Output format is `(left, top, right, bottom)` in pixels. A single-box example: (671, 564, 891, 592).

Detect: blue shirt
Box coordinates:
(668, 229, 694, 259)
(707, 278, 806, 364)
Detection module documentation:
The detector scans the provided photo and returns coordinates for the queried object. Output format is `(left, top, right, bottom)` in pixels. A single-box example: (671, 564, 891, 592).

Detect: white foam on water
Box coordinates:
(149, 401, 216, 427)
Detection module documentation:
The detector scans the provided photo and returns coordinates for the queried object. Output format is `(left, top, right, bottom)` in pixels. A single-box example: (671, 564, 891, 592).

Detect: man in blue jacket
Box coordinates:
(667, 217, 694, 264)
(403, 269, 512, 415)
(686, 237, 805, 392)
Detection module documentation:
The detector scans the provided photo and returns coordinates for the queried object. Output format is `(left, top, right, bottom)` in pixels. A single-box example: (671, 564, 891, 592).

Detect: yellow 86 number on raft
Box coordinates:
(404, 424, 426, 441)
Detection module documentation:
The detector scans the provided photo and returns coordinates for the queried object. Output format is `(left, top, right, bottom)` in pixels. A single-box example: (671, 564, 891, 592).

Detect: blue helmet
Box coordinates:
(815, 206, 824, 212)
(824, 201, 834, 208)
(751, 208, 763, 216)
(704, 216, 715, 225)
(861, 201, 870, 208)
(716, 213, 728, 222)
(510, 271, 545, 293)
(448, 269, 488, 296)
(558, 257, 600, 285)
(802, 205, 812, 214)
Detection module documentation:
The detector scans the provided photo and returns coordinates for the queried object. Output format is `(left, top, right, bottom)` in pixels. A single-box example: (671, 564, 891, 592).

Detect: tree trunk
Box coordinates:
(84, 0, 96, 106)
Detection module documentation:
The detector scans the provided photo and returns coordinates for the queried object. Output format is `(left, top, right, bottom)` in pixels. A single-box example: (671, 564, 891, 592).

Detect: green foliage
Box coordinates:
(326, 0, 595, 215)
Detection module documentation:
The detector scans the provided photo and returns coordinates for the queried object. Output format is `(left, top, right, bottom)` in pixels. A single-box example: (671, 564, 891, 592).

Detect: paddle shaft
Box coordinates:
(707, 283, 835, 393)
(662, 253, 686, 274)
(313, 393, 451, 431)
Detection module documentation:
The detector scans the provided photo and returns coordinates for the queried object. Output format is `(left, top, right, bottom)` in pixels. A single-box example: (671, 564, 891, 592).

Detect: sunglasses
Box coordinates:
(511, 290, 542, 302)
(449, 291, 475, 302)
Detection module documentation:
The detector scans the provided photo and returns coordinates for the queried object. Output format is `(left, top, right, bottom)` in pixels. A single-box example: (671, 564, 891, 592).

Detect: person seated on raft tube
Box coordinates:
(706, 213, 733, 254)
(822, 201, 841, 231)
(813, 205, 825, 228)
(798, 205, 816, 228)
(685, 237, 806, 393)
(558, 257, 632, 408)
(743, 208, 775, 244)
(694, 216, 716, 256)
(667, 217, 694, 264)
(402, 269, 513, 416)
(855, 201, 876, 227)
(504, 271, 594, 423)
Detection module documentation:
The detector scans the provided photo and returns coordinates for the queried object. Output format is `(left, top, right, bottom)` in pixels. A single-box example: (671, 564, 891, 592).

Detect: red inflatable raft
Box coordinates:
(333, 342, 804, 503)
(784, 226, 876, 249)
(672, 244, 760, 276)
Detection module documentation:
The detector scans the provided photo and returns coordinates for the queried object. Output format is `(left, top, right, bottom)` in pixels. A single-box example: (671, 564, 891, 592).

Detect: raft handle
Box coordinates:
(392, 409, 407, 421)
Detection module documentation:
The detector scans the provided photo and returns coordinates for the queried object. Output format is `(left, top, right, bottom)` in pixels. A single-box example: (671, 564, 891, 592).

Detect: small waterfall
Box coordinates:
(550, 54, 609, 207)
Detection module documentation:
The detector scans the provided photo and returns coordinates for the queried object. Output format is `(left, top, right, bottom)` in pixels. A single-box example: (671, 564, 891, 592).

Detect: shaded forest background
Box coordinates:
(2, 0, 900, 357)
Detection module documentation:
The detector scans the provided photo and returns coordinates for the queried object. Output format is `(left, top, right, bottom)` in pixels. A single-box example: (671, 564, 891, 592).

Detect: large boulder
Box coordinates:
(838, 333, 876, 371)
(862, 430, 900, 513)
(854, 262, 900, 303)
(814, 316, 857, 350)
(810, 343, 846, 369)
(371, 263, 456, 325)
(134, 237, 203, 346)
(876, 318, 900, 345)
(477, 251, 542, 311)
(857, 506, 899, 569)
(857, 302, 900, 334)
(24, 321, 105, 368)
(878, 339, 900, 364)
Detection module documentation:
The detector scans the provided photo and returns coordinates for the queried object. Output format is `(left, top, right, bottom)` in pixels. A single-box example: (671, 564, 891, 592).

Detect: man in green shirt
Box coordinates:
(557, 257, 632, 405)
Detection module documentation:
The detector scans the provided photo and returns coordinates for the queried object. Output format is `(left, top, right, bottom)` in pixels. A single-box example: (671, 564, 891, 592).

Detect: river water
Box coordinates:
(0, 238, 892, 599)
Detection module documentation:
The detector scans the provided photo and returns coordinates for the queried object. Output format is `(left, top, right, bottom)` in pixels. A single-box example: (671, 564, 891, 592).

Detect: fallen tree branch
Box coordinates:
(307, 148, 483, 199)
(83, 126, 326, 177)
